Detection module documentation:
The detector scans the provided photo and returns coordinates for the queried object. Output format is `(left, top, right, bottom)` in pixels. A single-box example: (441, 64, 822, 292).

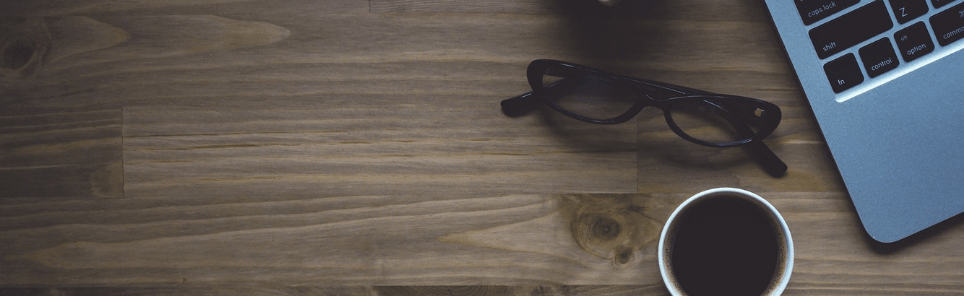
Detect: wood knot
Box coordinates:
(0, 17, 50, 79)
(613, 245, 634, 266)
(561, 194, 658, 266)
(588, 215, 622, 241)
(1, 37, 35, 70)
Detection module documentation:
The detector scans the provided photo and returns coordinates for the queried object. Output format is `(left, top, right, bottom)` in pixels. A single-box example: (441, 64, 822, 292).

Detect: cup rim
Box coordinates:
(657, 187, 794, 296)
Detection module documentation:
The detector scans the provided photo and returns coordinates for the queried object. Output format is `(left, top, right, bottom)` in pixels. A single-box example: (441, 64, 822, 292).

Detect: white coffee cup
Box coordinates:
(658, 188, 794, 296)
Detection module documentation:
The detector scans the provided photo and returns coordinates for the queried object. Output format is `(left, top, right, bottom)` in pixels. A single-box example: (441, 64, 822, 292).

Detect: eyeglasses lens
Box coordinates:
(669, 99, 763, 145)
(542, 72, 637, 120)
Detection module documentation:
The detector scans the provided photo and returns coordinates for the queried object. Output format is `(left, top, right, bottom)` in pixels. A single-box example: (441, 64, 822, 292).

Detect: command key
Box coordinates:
(931, 2, 964, 46)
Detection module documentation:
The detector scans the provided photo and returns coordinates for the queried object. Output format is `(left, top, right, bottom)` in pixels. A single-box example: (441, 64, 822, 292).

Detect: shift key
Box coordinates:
(810, 0, 893, 59)
(931, 2, 964, 46)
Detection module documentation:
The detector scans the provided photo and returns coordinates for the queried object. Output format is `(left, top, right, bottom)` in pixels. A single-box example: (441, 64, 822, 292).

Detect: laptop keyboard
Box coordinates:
(798, 0, 964, 93)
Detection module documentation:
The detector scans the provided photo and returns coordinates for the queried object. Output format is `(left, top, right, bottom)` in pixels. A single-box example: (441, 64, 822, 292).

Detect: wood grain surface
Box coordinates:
(2, 0, 964, 295)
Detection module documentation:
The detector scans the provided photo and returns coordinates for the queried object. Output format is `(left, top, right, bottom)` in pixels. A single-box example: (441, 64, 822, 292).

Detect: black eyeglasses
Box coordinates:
(502, 59, 787, 177)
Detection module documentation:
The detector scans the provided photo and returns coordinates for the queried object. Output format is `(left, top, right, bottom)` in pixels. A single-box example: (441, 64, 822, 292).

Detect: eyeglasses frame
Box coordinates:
(501, 59, 788, 177)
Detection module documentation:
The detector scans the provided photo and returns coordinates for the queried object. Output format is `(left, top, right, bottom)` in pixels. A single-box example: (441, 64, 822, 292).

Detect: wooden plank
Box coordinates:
(2, 10, 794, 124)
(121, 96, 637, 197)
(0, 286, 666, 296)
(369, 0, 770, 24)
(10, 14, 790, 87)
(0, 0, 368, 17)
(369, 0, 592, 14)
(3, 192, 964, 290)
(0, 194, 673, 285)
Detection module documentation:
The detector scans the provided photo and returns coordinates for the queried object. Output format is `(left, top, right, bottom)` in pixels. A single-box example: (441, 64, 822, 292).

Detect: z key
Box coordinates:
(889, 0, 929, 24)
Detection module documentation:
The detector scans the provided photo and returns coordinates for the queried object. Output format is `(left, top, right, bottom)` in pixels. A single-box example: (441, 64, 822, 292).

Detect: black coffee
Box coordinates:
(670, 195, 779, 296)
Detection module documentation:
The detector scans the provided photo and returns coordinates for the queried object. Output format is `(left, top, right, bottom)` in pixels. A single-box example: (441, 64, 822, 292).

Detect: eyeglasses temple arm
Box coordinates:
(745, 141, 788, 177)
(501, 92, 538, 117)
(501, 78, 574, 117)
(718, 110, 788, 177)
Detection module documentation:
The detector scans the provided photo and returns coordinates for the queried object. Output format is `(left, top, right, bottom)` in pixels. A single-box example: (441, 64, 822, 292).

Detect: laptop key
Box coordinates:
(932, 0, 957, 8)
(895, 22, 935, 61)
(795, 0, 860, 25)
(859, 38, 900, 77)
(889, 0, 929, 23)
(824, 53, 864, 93)
(930, 2, 964, 46)
(810, 0, 893, 59)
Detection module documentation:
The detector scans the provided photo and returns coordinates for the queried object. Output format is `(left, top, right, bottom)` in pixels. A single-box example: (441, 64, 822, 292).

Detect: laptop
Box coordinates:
(764, 0, 964, 242)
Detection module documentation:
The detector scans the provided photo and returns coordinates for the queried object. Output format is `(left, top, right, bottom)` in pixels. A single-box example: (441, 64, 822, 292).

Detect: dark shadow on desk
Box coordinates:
(549, 0, 665, 67)
(865, 210, 964, 254)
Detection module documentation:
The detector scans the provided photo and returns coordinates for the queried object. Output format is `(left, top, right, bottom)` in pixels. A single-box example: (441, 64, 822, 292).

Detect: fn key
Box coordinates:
(824, 53, 864, 93)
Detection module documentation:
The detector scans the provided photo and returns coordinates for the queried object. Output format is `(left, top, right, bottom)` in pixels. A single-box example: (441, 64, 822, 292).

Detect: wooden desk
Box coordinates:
(2, 0, 963, 294)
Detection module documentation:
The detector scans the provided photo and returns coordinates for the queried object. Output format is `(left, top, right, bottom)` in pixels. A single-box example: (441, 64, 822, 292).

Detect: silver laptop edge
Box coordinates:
(765, 0, 964, 242)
